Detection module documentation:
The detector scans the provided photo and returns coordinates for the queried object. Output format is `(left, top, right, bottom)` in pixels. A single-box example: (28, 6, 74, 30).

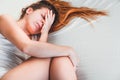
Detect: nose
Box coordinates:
(41, 19, 45, 24)
(40, 19, 45, 27)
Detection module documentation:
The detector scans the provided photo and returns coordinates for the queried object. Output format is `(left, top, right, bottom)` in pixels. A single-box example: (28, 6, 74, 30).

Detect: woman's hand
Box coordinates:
(39, 10, 55, 42)
(41, 10, 55, 34)
(67, 47, 80, 70)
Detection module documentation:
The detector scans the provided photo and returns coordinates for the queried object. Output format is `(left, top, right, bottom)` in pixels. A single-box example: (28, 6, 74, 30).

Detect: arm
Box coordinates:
(0, 14, 70, 58)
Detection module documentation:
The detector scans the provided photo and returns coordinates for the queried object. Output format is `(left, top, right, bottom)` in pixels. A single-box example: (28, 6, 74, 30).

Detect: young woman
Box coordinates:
(0, 0, 107, 80)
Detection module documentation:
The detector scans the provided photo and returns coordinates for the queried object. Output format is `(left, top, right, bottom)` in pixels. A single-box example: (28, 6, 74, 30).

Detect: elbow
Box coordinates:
(19, 41, 32, 55)
(22, 44, 31, 55)
(21, 41, 36, 56)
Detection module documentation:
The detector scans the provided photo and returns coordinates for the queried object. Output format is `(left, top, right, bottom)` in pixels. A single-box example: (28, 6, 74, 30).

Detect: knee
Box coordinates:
(52, 56, 69, 61)
(50, 56, 74, 71)
(50, 57, 77, 80)
(51, 56, 71, 66)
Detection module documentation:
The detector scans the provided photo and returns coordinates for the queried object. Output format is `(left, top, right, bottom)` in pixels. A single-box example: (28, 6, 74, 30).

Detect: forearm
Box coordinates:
(0, 15, 70, 58)
(23, 41, 70, 58)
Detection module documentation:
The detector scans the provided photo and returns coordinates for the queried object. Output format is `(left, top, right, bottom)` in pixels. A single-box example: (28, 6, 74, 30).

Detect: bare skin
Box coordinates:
(0, 7, 78, 80)
(50, 57, 77, 80)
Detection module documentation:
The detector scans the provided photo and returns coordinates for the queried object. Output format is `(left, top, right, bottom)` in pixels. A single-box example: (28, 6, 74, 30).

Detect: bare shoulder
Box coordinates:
(0, 14, 12, 19)
(0, 14, 14, 21)
(0, 14, 17, 34)
(0, 14, 16, 31)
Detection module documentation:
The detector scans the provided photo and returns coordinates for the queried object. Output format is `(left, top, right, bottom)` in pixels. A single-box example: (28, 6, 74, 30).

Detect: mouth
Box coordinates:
(34, 22, 42, 31)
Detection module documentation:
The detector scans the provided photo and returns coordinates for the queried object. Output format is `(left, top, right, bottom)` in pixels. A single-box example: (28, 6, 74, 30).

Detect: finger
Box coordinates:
(50, 10, 52, 16)
(49, 10, 51, 16)
(46, 10, 49, 18)
(53, 14, 55, 19)
(45, 13, 48, 20)
(48, 10, 50, 14)
(47, 10, 52, 19)
(51, 14, 55, 21)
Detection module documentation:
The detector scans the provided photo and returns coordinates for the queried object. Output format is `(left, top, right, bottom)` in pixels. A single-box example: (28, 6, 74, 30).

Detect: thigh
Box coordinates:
(1, 57, 51, 80)
(50, 56, 77, 80)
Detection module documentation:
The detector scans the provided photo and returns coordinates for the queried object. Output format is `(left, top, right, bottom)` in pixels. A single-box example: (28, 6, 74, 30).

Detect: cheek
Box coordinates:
(28, 21, 42, 34)
(26, 20, 35, 34)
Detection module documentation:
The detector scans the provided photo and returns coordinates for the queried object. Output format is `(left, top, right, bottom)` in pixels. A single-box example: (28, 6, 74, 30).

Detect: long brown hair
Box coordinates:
(20, 0, 107, 33)
(47, 0, 107, 32)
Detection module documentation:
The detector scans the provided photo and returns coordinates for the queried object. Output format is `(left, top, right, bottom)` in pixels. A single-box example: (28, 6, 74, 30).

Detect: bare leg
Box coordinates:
(50, 56, 77, 80)
(1, 57, 51, 80)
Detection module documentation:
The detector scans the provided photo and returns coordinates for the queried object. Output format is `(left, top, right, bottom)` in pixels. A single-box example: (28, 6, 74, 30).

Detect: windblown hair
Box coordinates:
(20, 0, 107, 33)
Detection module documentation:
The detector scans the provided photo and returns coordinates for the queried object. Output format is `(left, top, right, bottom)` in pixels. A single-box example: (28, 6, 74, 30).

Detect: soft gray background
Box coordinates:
(0, 0, 120, 80)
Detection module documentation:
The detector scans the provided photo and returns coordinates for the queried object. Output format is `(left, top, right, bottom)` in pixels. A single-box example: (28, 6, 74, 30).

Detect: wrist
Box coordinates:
(41, 31, 49, 34)
(39, 33, 48, 42)
(41, 30, 49, 34)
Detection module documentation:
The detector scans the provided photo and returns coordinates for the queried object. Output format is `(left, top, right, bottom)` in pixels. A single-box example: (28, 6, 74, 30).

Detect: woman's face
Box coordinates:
(25, 7, 50, 34)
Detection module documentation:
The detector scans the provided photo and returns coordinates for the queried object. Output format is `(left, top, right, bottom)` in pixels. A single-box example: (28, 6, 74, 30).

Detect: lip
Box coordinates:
(34, 22, 42, 30)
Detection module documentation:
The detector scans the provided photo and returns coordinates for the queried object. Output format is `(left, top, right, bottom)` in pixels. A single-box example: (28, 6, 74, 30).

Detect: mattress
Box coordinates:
(0, 0, 120, 80)
(48, 0, 120, 80)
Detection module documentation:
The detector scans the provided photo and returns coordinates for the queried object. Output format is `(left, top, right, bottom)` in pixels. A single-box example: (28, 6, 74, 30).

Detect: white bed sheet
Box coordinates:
(48, 0, 120, 80)
(0, 0, 120, 80)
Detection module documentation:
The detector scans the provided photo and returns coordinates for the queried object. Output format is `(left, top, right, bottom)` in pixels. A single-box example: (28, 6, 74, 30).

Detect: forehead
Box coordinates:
(37, 7, 50, 14)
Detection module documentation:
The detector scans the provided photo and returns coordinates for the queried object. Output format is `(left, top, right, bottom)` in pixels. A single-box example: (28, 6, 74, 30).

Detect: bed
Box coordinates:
(0, 0, 120, 80)
(48, 0, 120, 80)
